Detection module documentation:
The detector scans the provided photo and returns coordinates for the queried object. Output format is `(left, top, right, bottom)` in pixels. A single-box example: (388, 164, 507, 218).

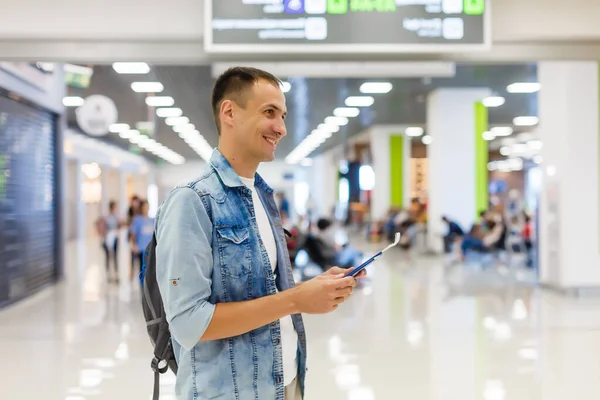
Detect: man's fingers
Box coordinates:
(337, 276, 357, 288)
(335, 280, 356, 290)
(327, 266, 346, 275)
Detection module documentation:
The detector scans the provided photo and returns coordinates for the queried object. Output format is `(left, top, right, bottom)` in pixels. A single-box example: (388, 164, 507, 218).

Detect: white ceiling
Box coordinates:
(1, 0, 600, 63)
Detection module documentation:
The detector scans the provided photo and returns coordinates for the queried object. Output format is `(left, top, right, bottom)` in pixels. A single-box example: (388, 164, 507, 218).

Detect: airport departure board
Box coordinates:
(205, 0, 489, 53)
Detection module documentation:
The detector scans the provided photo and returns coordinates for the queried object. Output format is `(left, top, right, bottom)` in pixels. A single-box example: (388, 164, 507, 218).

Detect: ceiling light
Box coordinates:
(135, 121, 154, 131)
(491, 126, 513, 136)
(507, 82, 540, 94)
(512, 143, 528, 153)
(360, 82, 393, 94)
(129, 135, 143, 144)
(179, 130, 198, 139)
(156, 108, 183, 118)
(112, 62, 150, 74)
(81, 163, 102, 180)
(119, 129, 140, 139)
(63, 96, 84, 107)
(528, 140, 543, 150)
(334, 107, 360, 117)
(109, 123, 130, 133)
(131, 82, 164, 93)
(137, 135, 151, 143)
(318, 123, 340, 133)
(482, 131, 495, 141)
(482, 96, 505, 108)
(145, 96, 175, 107)
(517, 132, 535, 142)
(165, 117, 190, 126)
(507, 158, 524, 171)
(314, 129, 332, 139)
(533, 155, 543, 164)
(422, 135, 433, 145)
(405, 127, 424, 137)
(324, 116, 349, 126)
(500, 146, 511, 156)
(280, 81, 292, 93)
(139, 138, 157, 149)
(345, 96, 375, 107)
(501, 138, 516, 146)
(513, 116, 539, 126)
(144, 143, 160, 152)
(36, 62, 55, 72)
(174, 123, 196, 133)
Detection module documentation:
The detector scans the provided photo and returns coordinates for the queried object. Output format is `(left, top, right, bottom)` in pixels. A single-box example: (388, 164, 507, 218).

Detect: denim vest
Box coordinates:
(155, 150, 307, 400)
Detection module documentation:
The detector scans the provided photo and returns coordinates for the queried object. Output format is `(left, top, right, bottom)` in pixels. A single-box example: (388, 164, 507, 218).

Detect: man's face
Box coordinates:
(231, 79, 287, 162)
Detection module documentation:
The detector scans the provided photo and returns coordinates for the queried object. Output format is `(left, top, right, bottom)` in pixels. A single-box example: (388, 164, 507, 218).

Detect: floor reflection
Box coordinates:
(1, 234, 600, 399)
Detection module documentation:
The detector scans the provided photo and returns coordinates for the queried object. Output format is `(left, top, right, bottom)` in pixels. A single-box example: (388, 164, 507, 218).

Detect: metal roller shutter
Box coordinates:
(0, 92, 58, 308)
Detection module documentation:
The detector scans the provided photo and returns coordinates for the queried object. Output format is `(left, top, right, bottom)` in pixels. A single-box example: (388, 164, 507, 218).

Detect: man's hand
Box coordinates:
(289, 268, 360, 315)
(324, 266, 367, 279)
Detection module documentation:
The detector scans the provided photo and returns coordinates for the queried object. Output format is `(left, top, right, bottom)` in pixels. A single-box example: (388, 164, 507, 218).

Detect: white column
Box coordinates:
(538, 61, 600, 290)
(118, 171, 128, 219)
(426, 88, 490, 253)
(74, 160, 86, 241)
(369, 125, 412, 222)
(100, 166, 110, 216)
(101, 168, 120, 211)
(146, 166, 158, 218)
(309, 152, 337, 219)
(133, 170, 148, 200)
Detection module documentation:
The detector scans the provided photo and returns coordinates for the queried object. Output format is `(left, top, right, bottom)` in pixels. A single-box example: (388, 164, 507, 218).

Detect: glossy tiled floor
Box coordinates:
(2, 233, 600, 400)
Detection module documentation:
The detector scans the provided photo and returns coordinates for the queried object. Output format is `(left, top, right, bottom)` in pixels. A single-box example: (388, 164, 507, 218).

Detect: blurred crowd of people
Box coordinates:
(95, 195, 155, 283)
(446, 207, 534, 266)
(362, 193, 535, 268)
(94, 188, 536, 280)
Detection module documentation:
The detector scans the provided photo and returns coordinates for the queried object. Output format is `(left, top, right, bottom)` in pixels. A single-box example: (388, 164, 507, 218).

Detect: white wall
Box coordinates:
(0, 0, 203, 41)
(307, 152, 338, 219)
(2, 0, 600, 63)
(65, 160, 81, 241)
(538, 61, 600, 289)
(1, 0, 599, 44)
(426, 88, 490, 252)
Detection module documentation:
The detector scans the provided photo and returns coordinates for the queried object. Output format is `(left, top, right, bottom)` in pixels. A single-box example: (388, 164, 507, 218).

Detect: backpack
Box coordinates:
(139, 232, 178, 400)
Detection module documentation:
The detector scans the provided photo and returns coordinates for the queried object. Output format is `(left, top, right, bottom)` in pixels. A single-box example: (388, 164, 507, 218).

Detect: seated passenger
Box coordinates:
(459, 220, 504, 260)
(442, 216, 464, 253)
(315, 218, 363, 268)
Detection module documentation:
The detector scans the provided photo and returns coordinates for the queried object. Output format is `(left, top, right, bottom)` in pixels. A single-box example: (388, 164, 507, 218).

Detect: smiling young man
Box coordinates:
(154, 66, 363, 400)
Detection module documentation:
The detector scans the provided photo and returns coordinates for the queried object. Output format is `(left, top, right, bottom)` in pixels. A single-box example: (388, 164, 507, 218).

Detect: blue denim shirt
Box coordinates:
(155, 149, 307, 400)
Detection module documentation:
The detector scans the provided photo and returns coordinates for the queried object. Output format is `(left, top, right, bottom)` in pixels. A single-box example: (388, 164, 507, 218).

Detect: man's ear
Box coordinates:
(220, 100, 234, 128)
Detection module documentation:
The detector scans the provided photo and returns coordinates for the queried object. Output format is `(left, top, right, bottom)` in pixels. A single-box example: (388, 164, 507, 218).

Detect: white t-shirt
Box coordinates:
(239, 176, 298, 386)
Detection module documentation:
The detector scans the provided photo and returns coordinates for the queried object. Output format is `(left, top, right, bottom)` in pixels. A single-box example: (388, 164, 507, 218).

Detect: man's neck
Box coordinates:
(217, 144, 259, 179)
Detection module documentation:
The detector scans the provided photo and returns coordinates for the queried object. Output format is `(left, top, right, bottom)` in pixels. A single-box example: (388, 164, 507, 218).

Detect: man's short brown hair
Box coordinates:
(211, 66, 282, 134)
